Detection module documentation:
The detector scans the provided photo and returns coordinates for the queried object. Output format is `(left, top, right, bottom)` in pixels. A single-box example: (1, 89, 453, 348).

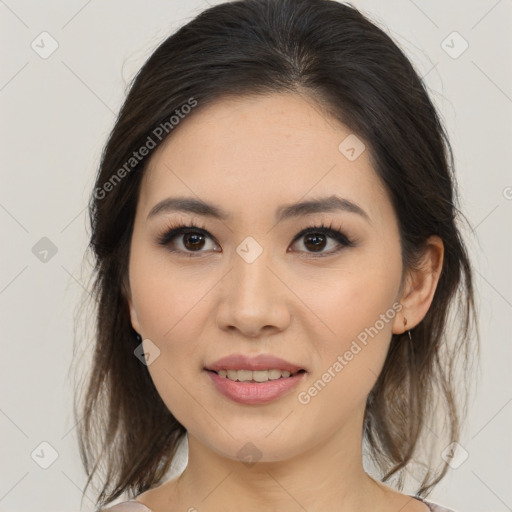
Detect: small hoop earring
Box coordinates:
(404, 317, 413, 341)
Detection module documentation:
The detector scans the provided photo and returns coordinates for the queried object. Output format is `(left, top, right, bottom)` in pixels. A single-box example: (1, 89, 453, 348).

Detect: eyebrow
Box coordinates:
(147, 195, 371, 224)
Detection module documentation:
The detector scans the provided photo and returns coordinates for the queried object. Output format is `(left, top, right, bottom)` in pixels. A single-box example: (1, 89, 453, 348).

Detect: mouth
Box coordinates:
(204, 354, 308, 404)
(205, 368, 307, 383)
(205, 368, 307, 405)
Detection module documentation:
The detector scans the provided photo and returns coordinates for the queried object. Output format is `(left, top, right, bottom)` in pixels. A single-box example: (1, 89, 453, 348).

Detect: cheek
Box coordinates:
(129, 255, 217, 426)
(130, 245, 211, 340)
(304, 251, 401, 334)
(295, 288, 400, 420)
(129, 249, 212, 421)
(313, 278, 396, 342)
(299, 245, 402, 387)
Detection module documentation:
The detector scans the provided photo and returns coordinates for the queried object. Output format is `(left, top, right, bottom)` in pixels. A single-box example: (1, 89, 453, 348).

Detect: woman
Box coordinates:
(74, 1, 477, 511)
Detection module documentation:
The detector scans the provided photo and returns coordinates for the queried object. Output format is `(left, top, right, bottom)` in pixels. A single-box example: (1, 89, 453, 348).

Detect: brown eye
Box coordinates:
(290, 225, 354, 256)
(302, 233, 328, 252)
(158, 225, 219, 255)
(158, 223, 355, 257)
(182, 232, 207, 251)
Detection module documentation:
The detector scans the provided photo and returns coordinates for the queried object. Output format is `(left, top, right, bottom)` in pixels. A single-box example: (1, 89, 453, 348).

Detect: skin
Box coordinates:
(126, 92, 443, 512)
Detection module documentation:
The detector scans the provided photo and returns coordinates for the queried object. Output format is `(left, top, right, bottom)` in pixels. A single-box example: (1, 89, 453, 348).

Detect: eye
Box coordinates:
(289, 222, 355, 256)
(156, 221, 355, 257)
(156, 222, 219, 256)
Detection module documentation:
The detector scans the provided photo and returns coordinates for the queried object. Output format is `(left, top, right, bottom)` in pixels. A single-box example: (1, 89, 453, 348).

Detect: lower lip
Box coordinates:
(206, 370, 306, 405)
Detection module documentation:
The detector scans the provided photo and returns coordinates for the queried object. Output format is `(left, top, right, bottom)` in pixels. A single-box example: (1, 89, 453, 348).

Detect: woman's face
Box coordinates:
(127, 92, 406, 463)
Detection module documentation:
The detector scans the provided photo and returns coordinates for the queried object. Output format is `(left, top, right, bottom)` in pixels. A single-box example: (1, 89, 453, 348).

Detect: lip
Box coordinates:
(205, 353, 305, 373)
(206, 369, 306, 405)
(204, 353, 307, 405)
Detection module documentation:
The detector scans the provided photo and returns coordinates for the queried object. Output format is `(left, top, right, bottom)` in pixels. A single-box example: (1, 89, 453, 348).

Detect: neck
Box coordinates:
(171, 407, 385, 512)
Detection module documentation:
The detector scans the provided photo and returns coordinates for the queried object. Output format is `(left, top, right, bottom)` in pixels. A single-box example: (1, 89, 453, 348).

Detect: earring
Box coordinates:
(135, 331, 142, 342)
(403, 317, 412, 341)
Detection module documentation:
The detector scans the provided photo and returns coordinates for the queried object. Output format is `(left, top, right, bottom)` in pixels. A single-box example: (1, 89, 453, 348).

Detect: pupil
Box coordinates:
(305, 234, 326, 252)
(184, 233, 204, 251)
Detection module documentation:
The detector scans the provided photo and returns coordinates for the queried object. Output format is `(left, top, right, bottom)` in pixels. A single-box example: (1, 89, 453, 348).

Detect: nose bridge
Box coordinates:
(230, 243, 276, 306)
(216, 241, 289, 335)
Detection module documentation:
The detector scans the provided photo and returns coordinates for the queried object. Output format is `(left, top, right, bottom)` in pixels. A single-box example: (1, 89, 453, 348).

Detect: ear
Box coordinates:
(123, 273, 142, 335)
(392, 235, 444, 335)
(128, 297, 142, 335)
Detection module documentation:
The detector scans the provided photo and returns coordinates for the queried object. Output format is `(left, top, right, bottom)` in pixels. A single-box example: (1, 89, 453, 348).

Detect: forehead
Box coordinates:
(138, 92, 391, 225)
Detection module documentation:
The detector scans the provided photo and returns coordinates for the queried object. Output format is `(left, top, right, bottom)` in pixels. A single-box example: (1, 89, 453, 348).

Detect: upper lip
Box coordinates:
(205, 354, 306, 373)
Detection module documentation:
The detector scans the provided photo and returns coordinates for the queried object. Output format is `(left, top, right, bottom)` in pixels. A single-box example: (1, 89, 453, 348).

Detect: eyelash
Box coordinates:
(156, 220, 356, 258)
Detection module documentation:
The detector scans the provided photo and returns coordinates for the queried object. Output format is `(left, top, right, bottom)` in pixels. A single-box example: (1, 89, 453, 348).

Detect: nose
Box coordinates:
(215, 248, 291, 338)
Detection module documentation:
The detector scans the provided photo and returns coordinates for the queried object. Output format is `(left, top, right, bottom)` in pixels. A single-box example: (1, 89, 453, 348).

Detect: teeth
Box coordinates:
(217, 369, 294, 382)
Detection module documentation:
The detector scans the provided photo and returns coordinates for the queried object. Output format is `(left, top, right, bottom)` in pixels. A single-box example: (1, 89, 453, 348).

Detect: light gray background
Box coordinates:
(1, 1, 511, 511)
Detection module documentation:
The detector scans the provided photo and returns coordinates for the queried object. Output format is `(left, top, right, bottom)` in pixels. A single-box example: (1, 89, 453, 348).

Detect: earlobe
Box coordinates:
(123, 276, 141, 335)
(392, 235, 444, 335)
(127, 297, 141, 335)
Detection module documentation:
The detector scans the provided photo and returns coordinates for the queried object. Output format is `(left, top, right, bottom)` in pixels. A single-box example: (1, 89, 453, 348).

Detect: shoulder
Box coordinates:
(100, 499, 153, 512)
(421, 498, 459, 512)
(100, 494, 456, 512)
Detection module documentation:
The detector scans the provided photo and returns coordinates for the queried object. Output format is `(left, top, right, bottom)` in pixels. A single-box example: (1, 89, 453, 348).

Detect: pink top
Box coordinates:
(102, 496, 457, 511)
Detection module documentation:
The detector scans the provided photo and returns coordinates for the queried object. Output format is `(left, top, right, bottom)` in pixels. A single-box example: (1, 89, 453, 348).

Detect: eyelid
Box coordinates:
(156, 222, 217, 249)
(292, 224, 354, 247)
(156, 220, 357, 256)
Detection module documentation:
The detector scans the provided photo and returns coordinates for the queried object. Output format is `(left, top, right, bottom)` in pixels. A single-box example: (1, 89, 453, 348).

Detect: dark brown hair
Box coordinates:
(73, 0, 478, 509)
